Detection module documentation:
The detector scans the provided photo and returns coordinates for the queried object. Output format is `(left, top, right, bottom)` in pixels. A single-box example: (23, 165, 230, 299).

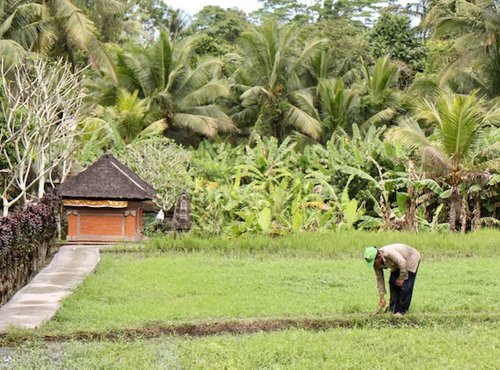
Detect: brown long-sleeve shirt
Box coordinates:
(374, 243, 421, 295)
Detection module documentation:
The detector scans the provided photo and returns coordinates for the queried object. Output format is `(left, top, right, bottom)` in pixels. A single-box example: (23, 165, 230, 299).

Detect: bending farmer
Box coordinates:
(364, 244, 421, 315)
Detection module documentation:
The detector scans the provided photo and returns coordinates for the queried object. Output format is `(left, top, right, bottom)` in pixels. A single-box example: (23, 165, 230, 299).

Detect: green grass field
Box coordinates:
(1, 230, 499, 368)
(3, 324, 500, 369)
(42, 253, 500, 332)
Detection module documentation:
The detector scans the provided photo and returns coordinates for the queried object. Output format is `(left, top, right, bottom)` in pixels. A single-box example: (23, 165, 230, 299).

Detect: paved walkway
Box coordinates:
(0, 245, 102, 332)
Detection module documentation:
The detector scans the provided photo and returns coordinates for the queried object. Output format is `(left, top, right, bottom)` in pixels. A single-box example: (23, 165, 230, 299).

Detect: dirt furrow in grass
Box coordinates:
(1, 313, 499, 345)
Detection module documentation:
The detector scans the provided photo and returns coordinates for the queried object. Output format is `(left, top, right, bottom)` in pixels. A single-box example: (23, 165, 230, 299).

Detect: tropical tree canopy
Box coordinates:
(232, 21, 326, 141)
(1, 0, 499, 232)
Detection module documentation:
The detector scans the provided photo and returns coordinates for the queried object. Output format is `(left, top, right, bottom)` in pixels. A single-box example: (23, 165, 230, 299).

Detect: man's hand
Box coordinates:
(379, 297, 386, 308)
(395, 278, 405, 287)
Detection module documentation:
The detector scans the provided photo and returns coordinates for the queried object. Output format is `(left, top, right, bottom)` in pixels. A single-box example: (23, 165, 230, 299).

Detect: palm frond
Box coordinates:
(0, 10, 16, 37)
(421, 146, 451, 174)
(369, 55, 398, 95)
(87, 37, 117, 84)
(1, 3, 47, 51)
(231, 105, 260, 126)
(291, 89, 320, 120)
(120, 51, 157, 96)
(0, 39, 26, 64)
(385, 117, 432, 150)
(151, 30, 173, 90)
(175, 59, 224, 99)
(284, 104, 321, 140)
(172, 113, 218, 137)
(408, 75, 441, 99)
(474, 158, 500, 172)
(177, 81, 230, 109)
(362, 108, 396, 129)
(53, 0, 96, 49)
(140, 118, 168, 137)
(482, 105, 500, 126)
(432, 17, 473, 37)
(293, 38, 328, 74)
(240, 86, 271, 106)
(317, 78, 356, 129)
(82, 0, 125, 14)
(438, 93, 481, 159)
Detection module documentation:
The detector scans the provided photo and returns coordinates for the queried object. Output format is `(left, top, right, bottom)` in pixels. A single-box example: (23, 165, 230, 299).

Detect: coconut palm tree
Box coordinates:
(0, 0, 120, 76)
(0, 0, 40, 64)
(387, 90, 500, 231)
(358, 55, 400, 125)
(231, 21, 326, 142)
(316, 78, 357, 138)
(86, 30, 235, 140)
(426, 0, 500, 98)
(39, 0, 122, 77)
(165, 8, 189, 42)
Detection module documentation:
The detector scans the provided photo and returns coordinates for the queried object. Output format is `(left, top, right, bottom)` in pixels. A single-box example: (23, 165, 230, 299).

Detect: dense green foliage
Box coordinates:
(135, 128, 496, 236)
(0, 0, 498, 232)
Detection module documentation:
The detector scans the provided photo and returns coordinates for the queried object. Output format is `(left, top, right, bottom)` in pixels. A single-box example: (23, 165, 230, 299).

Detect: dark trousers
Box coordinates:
(387, 268, 418, 314)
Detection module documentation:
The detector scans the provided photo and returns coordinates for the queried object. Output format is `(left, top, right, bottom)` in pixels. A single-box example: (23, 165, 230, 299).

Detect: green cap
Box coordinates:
(364, 246, 377, 268)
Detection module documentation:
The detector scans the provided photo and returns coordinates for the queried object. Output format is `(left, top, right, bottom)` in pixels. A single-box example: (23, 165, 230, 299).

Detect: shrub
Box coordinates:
(0, 191, 61, 305)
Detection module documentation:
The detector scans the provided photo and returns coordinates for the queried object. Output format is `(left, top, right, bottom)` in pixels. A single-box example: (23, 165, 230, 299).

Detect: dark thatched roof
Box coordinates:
(58, 153, 155, 200)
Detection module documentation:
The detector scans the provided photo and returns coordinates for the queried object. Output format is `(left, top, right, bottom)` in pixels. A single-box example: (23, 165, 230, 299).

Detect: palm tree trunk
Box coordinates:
(460, 195, 468, 233)
(449, 185, 460, 232)
(67, 44, 78, 73)
(448, 167, 462, 232)
(380, 192, 392, 230)
(471, 192, 481, 231)
(272, 119, 282, 143)
(404, 159, 418, 232)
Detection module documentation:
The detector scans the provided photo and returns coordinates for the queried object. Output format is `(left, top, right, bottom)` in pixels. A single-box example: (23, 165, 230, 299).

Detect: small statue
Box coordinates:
(172, 190, 191, 232)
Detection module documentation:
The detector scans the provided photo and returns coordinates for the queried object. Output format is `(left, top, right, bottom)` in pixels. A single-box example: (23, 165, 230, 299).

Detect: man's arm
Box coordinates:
(374, 266, 386, 307)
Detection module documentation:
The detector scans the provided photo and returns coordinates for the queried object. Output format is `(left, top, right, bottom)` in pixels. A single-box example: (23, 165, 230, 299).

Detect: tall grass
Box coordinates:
(140, 229, 500, 258)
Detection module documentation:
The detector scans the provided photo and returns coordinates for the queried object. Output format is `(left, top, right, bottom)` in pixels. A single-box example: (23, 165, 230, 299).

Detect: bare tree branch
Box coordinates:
(0, 57, 85, 216)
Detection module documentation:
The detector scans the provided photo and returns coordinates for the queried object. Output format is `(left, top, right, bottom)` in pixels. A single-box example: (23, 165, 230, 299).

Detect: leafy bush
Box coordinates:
(0, 191, 61, 305)
(113, 137, 192, 211)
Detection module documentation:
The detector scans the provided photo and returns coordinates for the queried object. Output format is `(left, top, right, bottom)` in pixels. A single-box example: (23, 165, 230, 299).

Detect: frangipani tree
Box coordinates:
(0, 57, 85, 216)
